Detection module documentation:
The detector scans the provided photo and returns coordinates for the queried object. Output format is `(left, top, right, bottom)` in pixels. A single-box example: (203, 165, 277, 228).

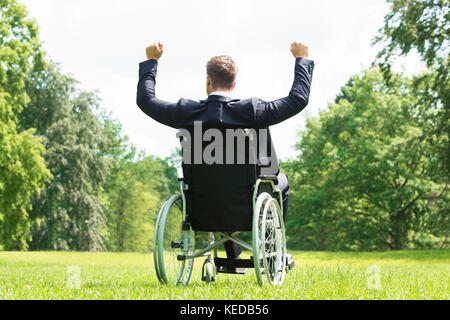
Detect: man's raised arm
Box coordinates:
(253, 41, 315, 127)
(136, 42, 180, 128)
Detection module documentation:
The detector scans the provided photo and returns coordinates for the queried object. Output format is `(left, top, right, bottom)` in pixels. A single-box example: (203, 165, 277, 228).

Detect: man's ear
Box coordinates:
(230, 82, 236, 91)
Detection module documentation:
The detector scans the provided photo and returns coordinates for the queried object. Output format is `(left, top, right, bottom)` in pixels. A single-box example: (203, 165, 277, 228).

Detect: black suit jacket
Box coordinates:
(136, 57, 315, 174)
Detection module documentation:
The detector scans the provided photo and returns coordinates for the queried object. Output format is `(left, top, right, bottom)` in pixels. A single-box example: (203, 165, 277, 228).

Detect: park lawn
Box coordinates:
(0, 249, 448, 300)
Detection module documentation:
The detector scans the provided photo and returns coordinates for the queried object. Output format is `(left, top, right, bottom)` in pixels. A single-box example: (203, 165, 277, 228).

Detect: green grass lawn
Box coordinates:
(0, 250, 448, 300)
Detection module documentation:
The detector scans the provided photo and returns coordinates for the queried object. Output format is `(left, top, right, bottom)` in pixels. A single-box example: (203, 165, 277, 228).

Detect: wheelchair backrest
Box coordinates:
(178, 124, 259, 232)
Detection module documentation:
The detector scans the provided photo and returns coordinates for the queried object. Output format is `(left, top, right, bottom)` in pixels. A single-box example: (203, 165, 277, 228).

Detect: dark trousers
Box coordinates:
(224, 173, 290, 259)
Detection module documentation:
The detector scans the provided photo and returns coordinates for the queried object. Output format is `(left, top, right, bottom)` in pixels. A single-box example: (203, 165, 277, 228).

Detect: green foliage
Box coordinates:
(20, 62, 114, 251)
(103, 152, 176, 252)
(374, 0, 449, 68)
(283, 68, 449, 251)
(0, 0, 51, 250)
(17, 59, 177, 252)
(373, 0, 449, 174)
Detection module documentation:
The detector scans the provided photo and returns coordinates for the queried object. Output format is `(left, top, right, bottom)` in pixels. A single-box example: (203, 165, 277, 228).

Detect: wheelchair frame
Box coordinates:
(154, 176, 288, 286)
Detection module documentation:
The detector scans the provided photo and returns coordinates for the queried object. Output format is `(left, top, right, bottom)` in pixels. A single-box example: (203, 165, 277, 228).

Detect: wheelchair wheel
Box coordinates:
(252, 192, 287, 286)
(153, 200, 168, 282)
(155, 194, 195, 285)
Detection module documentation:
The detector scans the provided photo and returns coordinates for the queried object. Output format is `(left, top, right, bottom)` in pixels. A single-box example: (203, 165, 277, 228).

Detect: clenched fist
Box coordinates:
(146, 41, 164, 60)
(290, 41, 309, 59)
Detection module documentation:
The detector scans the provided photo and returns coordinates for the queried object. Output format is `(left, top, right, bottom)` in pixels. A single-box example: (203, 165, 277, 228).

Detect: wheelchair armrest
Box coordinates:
(258, 174, 278, 185)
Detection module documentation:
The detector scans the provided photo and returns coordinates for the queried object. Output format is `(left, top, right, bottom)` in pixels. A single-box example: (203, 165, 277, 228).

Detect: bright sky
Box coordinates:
(21, 0, 424, 160)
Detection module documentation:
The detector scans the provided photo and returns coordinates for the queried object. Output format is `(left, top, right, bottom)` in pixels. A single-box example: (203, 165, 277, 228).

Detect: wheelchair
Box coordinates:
(154, 129, 288, 286)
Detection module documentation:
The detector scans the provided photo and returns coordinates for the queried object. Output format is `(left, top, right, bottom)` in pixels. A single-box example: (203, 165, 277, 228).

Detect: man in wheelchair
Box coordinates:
(136, 41, 314, 286)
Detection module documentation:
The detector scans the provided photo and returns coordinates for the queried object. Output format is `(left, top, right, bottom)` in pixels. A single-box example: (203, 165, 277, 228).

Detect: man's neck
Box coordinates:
(209, 90, 232, 97)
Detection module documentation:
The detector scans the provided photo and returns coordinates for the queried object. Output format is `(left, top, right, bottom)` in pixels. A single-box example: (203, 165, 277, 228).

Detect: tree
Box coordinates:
(0, 0, 51, 250)
(284, 68, 448, 250)
(103, 153, 175, 252)
(20, 62, 114, 251)
(373, 0, 449, 174)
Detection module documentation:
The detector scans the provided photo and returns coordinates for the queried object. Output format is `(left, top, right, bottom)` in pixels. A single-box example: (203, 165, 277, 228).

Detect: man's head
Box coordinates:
(206, 55, 238, 95)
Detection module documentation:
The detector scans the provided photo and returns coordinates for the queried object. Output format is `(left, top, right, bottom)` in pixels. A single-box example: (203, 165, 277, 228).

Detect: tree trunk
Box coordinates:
(117, 194, 124, 251)
(389, 211, 405, 250)
(320, 225, 326, 251)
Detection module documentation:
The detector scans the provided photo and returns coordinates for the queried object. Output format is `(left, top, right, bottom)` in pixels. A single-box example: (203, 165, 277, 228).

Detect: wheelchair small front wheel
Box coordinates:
(202, 258, 215, 283)
(155, 194, 194, 285)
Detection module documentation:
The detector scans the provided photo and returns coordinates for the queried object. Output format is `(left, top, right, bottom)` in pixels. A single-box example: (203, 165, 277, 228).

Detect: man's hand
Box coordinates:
(146, 41, 164, 60)
(290, 41, 309, 59)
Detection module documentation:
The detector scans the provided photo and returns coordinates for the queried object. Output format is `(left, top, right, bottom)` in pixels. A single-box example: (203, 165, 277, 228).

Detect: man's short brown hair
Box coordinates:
(206, 55, 238, 89)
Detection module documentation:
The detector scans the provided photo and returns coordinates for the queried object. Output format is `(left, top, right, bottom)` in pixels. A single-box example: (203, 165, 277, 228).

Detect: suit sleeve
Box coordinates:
(253, 57, 314, 127)
(136, 59, 180, 128)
